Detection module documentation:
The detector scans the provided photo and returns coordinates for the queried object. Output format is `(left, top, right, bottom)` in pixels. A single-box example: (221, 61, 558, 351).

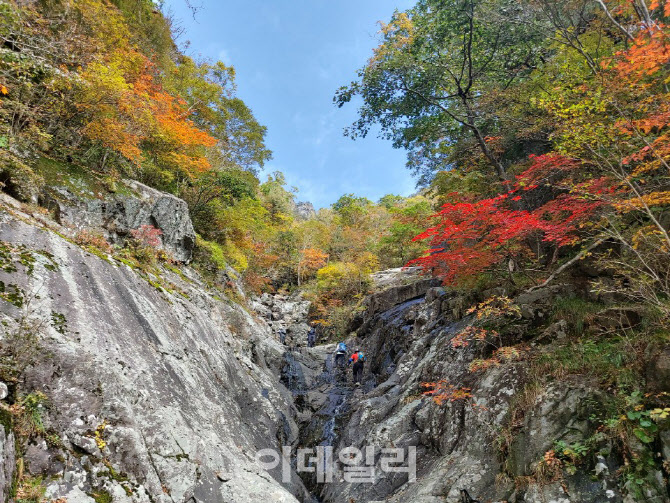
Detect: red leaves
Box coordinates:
(408, 155, 611, 285)
(406, 193, 540, 283)
(518, 154, 581, 187)
(131, 225, 163, 248)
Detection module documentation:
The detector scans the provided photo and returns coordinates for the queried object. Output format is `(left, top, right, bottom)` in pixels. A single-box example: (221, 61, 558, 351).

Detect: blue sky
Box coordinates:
(163, 0, 416, 208)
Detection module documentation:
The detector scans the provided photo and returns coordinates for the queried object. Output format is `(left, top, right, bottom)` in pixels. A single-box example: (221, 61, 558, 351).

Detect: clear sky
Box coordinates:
(163, 0, 417, 209)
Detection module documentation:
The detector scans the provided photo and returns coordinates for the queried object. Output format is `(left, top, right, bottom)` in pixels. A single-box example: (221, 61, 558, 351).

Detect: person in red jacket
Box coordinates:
(349, 350, 366, 386)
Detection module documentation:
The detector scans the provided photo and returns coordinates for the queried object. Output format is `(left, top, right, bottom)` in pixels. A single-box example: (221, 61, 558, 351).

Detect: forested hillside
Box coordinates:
(338, 0, 670, 309)
(0, 0, 437, 336)
(335, 1, 670, 499)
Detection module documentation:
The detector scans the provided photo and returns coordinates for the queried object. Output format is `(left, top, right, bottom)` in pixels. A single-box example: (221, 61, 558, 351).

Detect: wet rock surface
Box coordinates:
(307, 283, 632, 503)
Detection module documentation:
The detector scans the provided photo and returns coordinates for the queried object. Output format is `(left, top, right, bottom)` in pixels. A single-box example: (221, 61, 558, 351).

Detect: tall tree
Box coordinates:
(335, 0, 547, 183)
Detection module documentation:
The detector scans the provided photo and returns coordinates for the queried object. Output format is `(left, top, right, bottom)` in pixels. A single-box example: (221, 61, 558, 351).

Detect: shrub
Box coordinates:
(194, 236, 226, 272)
(0, 151, 43, 203)
(130, 225, 163, 248)
(74, 230, 113, 255)
(316, 261, 371, 297)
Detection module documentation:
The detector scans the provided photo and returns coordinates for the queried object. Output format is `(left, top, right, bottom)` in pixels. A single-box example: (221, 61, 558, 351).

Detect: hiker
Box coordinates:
(334, 341, 347, 367)
(278, 328, 286, 345)
(307, 326, 316, 348)
(349, 349, 366, 386)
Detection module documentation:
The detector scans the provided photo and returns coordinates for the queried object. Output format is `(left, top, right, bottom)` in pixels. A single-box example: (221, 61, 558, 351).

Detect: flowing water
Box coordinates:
(275, 294, 428, 502)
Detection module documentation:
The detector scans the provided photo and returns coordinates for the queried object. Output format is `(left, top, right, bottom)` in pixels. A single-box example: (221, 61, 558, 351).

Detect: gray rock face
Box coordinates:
(251, 293, 312, 347)
(309, 276, 627, 503)
(0, 209, 305, 503)
(349, 276, 440, 333)
(25, 439, 65, 477)
(647, 346, 670, 392)
(41, 180, 196, 262)
(370, 267, 423, 290)
(292, 202, 316, 221)
(0, 423, 15, 503)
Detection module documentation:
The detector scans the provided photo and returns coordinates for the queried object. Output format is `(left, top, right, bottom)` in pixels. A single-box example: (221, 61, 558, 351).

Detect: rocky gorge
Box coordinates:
(0, 181, 668, 503)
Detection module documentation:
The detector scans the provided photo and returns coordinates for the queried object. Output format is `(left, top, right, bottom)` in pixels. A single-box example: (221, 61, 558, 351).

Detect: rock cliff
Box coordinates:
(286, 278, 669, 502)
(0, 195, 307, 503)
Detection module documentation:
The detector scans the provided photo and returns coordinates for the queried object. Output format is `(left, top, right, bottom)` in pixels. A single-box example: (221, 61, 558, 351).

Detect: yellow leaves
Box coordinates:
(380, 11, 414, 37)
(370, 12, 415, 65)
(74, 0, 132, 52)
(650, 407, 670, 420)
(631, 160, 663, 177)
(616, 191, 670, 211)
(94, 420, 107, 450)
(466, 295, 521, 320)
(0, 85, 8, 95)
(630, 226, 670, 252)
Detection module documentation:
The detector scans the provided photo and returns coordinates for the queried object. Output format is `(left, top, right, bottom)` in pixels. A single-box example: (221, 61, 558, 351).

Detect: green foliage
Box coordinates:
(377, 197, 433, 267)
(332, 194, 372, 227)
(551, 296, 605, 335)
(50, 312, 67, 335)
(90, 489, 113, 503)
(552, 440, 589, 475)
(336, 0, 548, 182)
(20, 392, 46, 434)
(169, 56, 272, 175)
(195, 236, 227, 271)
(378, 194, 404, 209)
(0, 152, 43, 203)
(536, 336, 638, 389)
(260, 172, 296, 223)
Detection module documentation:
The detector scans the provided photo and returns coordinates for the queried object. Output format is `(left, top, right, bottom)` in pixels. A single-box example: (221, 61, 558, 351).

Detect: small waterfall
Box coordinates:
(319, 353, 351, 448)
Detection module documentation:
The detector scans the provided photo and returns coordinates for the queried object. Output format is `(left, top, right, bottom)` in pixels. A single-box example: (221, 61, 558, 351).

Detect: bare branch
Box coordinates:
(594, 0, 634, 42)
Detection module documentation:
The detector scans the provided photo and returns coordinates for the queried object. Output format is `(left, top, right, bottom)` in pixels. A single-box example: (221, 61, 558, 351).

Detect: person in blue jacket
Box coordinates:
(334, 341, 347, 367)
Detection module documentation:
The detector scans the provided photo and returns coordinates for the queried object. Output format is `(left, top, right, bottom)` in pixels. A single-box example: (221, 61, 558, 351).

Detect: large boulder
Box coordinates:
(41, 180, 196, 262)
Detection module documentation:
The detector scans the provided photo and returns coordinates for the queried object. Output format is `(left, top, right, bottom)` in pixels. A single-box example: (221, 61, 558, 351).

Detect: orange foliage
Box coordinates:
(612, 26, 670, 81)
(421, 380, 472, 405)
(299, 248, 329, 273)
(79, 49, 216, 176)
(450, 326, 493, 348)
(469, 345, 528, 372)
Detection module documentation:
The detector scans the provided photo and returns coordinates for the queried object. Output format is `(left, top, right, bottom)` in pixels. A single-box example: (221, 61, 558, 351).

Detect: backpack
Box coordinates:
(358, 352, 366, 362)
(337, 342, 347, 353)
